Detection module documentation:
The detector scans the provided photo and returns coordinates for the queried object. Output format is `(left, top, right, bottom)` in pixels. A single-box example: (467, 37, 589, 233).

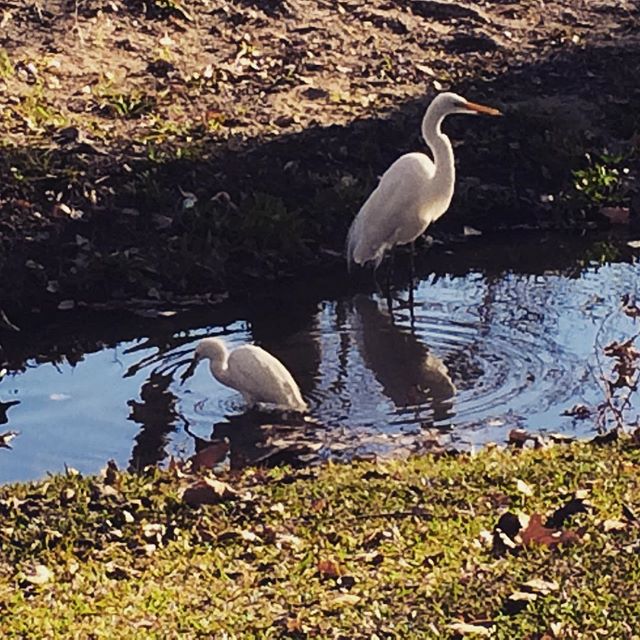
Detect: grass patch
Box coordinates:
(1, 438, 639, 638)
(0, 47, 13, 78)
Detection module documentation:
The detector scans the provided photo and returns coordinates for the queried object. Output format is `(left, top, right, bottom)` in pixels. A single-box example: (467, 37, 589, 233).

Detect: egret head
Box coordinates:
(181, 337, 228, 384)
(194, 337, 228, 363)
(430, 92, 502, 118)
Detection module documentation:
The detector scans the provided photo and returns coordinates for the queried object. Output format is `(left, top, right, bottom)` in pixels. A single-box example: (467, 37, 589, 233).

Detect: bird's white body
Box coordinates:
(193, 337, 308, 412)
(346, 92, 500, 269)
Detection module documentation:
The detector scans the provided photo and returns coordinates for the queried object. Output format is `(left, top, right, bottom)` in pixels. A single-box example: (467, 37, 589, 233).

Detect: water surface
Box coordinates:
(1, 234, 639, 483)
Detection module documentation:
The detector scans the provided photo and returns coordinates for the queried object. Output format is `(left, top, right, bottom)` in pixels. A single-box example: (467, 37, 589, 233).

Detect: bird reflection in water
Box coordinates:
(350, 295, 456, 423)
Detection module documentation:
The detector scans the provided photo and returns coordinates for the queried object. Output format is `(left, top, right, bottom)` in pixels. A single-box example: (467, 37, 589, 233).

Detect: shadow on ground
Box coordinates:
(1, 24, 639, 314)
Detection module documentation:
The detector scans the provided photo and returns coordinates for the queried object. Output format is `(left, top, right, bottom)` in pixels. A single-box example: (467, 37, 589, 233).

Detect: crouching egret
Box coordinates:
(182, 337, 308, 412)
(346, 92, 501, 271)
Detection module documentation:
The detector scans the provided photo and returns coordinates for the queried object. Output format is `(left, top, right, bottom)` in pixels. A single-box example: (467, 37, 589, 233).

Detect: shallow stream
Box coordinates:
(1, 233, 639, 484)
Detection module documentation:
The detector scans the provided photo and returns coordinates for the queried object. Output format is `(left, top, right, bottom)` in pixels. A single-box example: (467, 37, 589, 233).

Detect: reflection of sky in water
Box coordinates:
(1, 260, 640, 483)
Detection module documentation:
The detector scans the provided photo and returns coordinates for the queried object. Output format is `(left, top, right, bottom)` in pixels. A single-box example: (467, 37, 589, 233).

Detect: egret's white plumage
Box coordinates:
(192, 337, 308, 411)
(346, 92, 501, 269)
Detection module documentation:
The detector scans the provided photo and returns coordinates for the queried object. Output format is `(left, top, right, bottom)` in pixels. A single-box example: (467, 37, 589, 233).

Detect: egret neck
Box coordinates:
(421, 108, 455, 216)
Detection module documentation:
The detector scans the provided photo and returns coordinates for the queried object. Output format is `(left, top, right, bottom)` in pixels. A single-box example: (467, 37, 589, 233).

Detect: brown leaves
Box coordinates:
(317, 558, 343, 579)
(519, 513, 581, 547)
(493, 491, 591, 555)
(189, 441, 230, 471)
(603, 336, 640, 391)
(600, 206, 630, 225)
(182, 478, 238, 507)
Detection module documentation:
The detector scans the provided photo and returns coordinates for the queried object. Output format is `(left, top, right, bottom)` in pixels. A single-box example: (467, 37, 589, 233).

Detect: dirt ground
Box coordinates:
(0, 0, 639, 316)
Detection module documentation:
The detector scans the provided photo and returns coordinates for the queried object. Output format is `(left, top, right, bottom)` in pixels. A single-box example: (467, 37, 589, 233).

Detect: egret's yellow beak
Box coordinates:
(466, 101, 502, 116)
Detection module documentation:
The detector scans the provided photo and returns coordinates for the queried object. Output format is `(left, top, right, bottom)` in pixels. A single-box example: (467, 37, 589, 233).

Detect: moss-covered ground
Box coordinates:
(1, 435, 639, 638)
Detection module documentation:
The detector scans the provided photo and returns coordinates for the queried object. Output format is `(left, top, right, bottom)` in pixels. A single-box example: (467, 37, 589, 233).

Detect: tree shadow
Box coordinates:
(1, 7, 639, 313)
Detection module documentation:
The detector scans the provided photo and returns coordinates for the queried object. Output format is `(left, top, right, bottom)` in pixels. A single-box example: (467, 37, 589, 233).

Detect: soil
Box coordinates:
(0, 0, 639, 318)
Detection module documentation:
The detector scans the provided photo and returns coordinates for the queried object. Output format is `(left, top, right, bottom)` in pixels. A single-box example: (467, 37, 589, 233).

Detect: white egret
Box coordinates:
(183, 337, 308, 412)
(346, 92, 501, 270)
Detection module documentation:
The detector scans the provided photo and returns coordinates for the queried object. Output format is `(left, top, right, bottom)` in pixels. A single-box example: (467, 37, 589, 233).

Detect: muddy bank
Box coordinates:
(0, 0, 639, 315)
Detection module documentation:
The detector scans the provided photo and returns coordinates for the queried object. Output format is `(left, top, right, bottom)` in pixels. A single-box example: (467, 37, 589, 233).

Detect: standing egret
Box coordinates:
(182, 337, 308, 412)
(346, 92, 501, 272)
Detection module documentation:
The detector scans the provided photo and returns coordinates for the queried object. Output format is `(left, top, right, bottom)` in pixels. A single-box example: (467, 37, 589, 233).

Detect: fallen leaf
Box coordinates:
(22, 564, 53, 585)
(449, 622, 492, 636)
(516, 479, 534, 497)
(189, 441, 229, 471)
(317, 559, 343, 578)
(239, 529, 260, 543)
(285, 617, 303, 633)
(328, 593, 360, 607)
(520, 513, 580, 547)
(503, 590, 538, 615)
(142, 523, 166, 541)
(600, 206, 630, 225)
(508, 428, 530, 448)
(182, 478, 237, 506)
(602, 519, 627, 532)
(103, 459, 119, 486)
(521, 578, 559, 595)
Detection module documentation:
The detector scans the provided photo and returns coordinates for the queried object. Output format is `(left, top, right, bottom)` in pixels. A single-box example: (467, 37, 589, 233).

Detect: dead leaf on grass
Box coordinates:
(494, 510, 581, 554)
(520, 513, 581, 547)
(317, 558, 343, 578)
(22, 564, 53, 585)
(103, 459, 120, 487)
(516, 478, 534, 497)
(504, 578, 559, 615)
(189, 441, 229, 471)
(507, 428, 529, 447)
(602, 518, 627, 533)
(521, 578, 559, 595)
(503, 590, 538, 615)
(449, 621, 493, 636)
(328, 593, 361, 607)
(182, 478, 238, 506)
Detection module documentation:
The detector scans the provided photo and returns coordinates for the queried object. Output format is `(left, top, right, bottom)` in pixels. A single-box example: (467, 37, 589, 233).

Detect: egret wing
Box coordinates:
(227, 345, 306, 409)
(347, 153, 435, 267)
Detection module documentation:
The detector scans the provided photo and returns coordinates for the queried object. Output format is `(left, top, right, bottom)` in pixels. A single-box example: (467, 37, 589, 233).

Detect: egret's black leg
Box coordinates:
(408, 279, 415, 326)
(407, 242, 416, 325)
(385, 250, 395, 311)
(373, 268, 382, 296)
(409, 241, 416, 289)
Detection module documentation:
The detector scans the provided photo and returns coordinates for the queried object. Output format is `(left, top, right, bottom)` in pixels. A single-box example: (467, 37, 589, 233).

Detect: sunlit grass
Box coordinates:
(1, 438, 639, 638)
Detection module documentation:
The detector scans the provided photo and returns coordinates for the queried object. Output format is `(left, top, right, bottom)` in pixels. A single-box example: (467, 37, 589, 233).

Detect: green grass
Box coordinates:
(0, 47, 13, 78)
(1, 437, 639, 638)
